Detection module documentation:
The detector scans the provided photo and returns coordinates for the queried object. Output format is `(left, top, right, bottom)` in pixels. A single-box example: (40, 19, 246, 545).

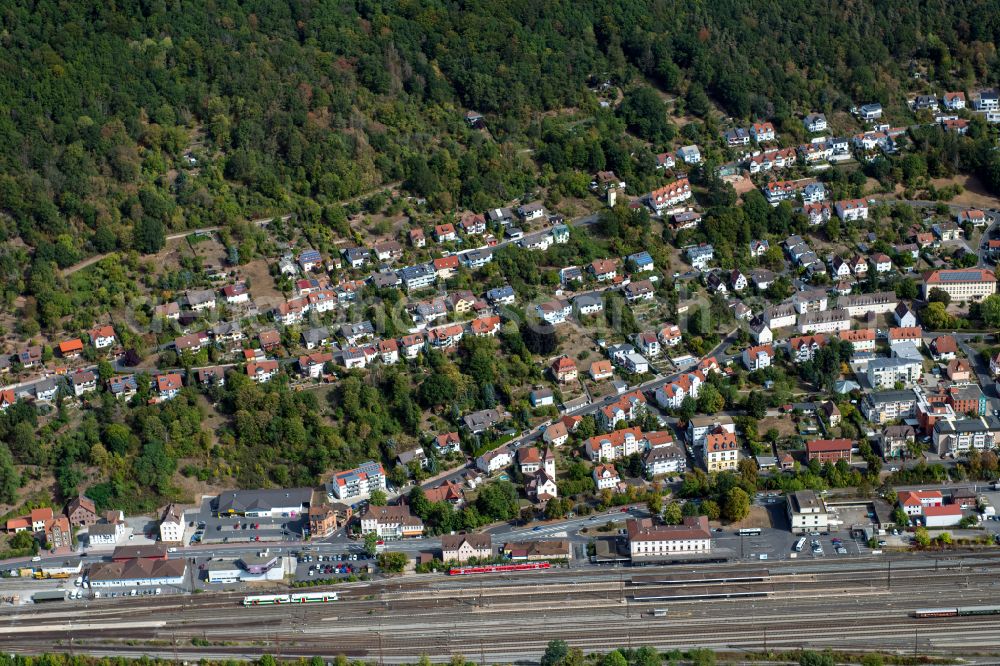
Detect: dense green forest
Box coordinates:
(2, 0, 1000, 263)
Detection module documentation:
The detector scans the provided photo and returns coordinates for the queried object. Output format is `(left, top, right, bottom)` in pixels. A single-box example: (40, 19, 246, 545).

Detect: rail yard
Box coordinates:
(4, 554, 1000, 663)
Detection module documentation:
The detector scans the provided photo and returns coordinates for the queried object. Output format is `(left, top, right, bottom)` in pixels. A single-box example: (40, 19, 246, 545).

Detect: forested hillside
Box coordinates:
(0, 0, 999, 262)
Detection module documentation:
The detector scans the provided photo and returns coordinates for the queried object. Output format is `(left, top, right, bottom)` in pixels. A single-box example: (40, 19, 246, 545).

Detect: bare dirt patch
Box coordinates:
(243, 258, 284, 303)
(931, 174, 1000, 209)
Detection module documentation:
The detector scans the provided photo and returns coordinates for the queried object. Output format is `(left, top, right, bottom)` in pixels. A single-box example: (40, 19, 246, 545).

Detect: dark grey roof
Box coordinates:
(215, 488, 313, 514)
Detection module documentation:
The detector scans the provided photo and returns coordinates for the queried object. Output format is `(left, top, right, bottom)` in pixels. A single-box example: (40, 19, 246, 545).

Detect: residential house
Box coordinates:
(589, 360, 614, 382)
(159, 504, 184, 543)
(298, 352, 333, 379)
(677, 145, 702, 165)
(658, 324, 683, 348)
(66, 496, 100, 528)
(930, 335, 958, 360)
(821, 401, 842, 427)
(948, 358, 974, 383)
(858, 103, 883, 121)
(750, 122, 776, 142)
(742, 344, 774, 371)
(486, 285, 515, 306)
(258, 329, 281, 351)
(543, 422, 570, 447)
(433, 432, 462, 456)
(788, 335, 826, 363)
(597, 391, 647, 431)
(517, 201, 546, 221)
(550, 356, 578, 384)
(68, 370, 97, 397)
(750, 321, 773, 345)
(463, 407, 506, 435)
(882, 425, 916, 459)
(574, 292, 604, 316)
(400, 263, 436, 292)
(627, 251, 655, 273)
(154, 302, 180, 320)
(107, 374, 138, 399)
(588, 258, 619, 282)
(804, 113, 827, 132)
(704, 428, 740, 472)
(895, 303, 917, 328)
(529, 388, 554, 408)
(59, 339, 84, 359)
(301, 326, 330, 350)
(537, 300, 572, 324)
(943, 92, 966, 110)
(441, 533, 493, 563)
(593, 464, 621, 491)
(182, 289, 215, 313)
(835, 199, 869, 221)
(89, 325, 116, 350)
(800, 202, 832, 225)
(974, 89, 1000, 112)
(686, 244, 714, 269)
(476, 446, 513, 474)
(246, 360, 279, 383)
(373, 240, 404, 263)
(434, 223, 457, 243)
(749, 239, 770, 258)
(470, 316, 501, 337)
(624, 280, 655, 302)
(156, 373, 183, 400)
(958, 209, 987, 227)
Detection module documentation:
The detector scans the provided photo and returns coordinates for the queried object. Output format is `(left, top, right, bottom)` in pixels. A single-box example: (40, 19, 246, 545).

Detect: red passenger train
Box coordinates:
(447, 561, 551, 576)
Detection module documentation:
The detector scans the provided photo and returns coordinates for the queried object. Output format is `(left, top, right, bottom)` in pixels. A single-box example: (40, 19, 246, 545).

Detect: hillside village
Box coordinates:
(6, 79, 1000, 588)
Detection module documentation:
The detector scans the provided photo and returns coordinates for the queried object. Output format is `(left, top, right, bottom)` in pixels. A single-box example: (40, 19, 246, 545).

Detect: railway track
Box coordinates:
(9, 610, 1000, 663)
(5, 555, 1000, 662)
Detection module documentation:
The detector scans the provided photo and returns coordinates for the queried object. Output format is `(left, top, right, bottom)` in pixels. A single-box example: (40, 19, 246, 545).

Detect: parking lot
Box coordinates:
(292, 552, 373, 582)
(186, 498, 311, 546)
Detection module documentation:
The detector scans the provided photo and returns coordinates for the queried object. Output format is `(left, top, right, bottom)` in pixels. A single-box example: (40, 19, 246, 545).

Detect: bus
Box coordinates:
(737, 528, 762, 536)
(793, 537, 806, 552)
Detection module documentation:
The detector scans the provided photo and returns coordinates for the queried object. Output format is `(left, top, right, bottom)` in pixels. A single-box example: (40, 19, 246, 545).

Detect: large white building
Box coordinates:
(867, 357, 922, 389)
(328, 461, 388, 503)
(838, 291, 898, 317)
(158, 504, 184, 543)
(923, 269, 997, 302)
(88, 560, 187, 588)
(359, 506, 425, 540)
(626, 516, 712, 559)
(798, 308, 850, 334)
(787, 490, 829, 535)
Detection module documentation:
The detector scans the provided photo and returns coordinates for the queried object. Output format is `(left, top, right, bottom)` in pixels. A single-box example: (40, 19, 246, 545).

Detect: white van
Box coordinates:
(794, 537, 806, 552)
